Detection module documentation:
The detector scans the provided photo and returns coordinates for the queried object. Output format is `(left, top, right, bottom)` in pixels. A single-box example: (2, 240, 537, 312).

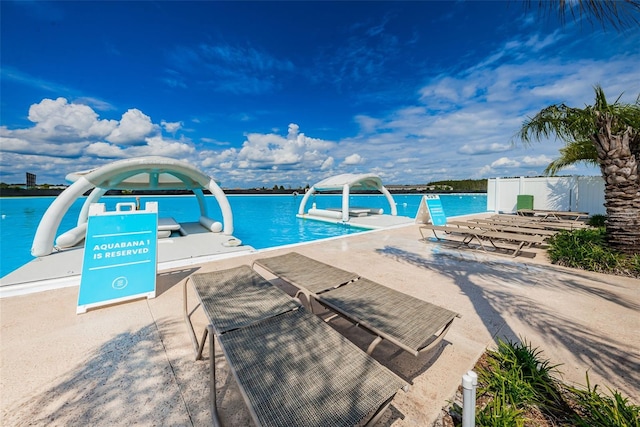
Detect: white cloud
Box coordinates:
(287, 123, 300, 139)
(236, 126, 335, 168)
(321, 156, 334, 170)
(0, 98, 193, 174)
(521, 155, 553, 166)
(491, 157, 521, 168)
(343, 153, 364, 165)
(161, 120, 183, 134)
(27, 97, 117, 140)
(354, 115, 382, 134)
(458, 143, 512, 155)
(106, 109, 157, 145)
(85, 141, 125, 158)
(477, 165, 495, 177)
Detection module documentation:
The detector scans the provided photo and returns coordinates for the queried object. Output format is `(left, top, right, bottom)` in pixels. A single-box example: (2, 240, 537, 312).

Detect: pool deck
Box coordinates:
(0, 222, 254, 297)
(1, 221, 638, 426)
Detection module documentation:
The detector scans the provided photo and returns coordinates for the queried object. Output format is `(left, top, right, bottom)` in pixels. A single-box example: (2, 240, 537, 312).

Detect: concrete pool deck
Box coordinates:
(1, 222, 638, 426)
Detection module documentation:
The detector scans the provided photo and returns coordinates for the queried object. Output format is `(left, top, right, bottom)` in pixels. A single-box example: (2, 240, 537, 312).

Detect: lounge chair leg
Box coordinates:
(367, 336, 384, 355)
(183, 279, 203, 358)
(417, 318, 455, 356)
(197, 328, 208, 360)
(512, 242, 525, 257)
(364, 395, 395, 426)
(209, 325, 223, 427)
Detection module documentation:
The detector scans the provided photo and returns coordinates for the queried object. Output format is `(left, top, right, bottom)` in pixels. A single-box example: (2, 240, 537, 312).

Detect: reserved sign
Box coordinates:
(77, 202, 158, 314)
(424, 195, 448, 226)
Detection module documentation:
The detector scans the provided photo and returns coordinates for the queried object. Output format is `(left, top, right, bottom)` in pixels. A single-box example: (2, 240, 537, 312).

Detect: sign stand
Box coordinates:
(415, 195, 448, 226)
(77, 201, 158, 314)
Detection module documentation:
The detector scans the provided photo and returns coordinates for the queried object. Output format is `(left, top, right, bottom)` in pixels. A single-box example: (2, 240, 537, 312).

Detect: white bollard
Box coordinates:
(467, 370, 478, 422)
(462, 371, 477, 427)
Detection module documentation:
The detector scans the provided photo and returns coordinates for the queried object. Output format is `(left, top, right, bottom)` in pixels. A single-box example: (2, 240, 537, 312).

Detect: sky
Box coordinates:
(1, 1, 639, 189)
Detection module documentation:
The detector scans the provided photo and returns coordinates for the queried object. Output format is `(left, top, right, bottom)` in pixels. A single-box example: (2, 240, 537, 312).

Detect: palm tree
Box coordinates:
(517, 85, 640, 255)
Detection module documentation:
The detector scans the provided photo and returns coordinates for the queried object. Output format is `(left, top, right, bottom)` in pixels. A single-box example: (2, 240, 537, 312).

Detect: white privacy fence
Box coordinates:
(487, 176, 605, 215)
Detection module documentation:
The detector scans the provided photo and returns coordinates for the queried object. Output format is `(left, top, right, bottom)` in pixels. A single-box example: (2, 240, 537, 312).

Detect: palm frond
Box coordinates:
(518, 103, 589, 146)
(517, 85, 640, 147)
(524, 0, 640, 30)
(544, 139, 599, 176)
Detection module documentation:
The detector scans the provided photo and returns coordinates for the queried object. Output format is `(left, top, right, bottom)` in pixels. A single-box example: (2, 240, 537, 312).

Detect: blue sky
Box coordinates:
(1, 1, 639, 188)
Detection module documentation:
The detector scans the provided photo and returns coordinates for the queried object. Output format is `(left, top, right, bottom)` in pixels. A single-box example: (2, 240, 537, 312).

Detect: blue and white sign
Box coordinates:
(423, 195, 448, 226)
(77, 202, 158, 314)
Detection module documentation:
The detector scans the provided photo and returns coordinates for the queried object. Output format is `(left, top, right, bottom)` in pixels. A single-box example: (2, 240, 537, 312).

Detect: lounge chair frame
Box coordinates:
(446, 220, 557, 238)
(184, 265, 408, 427)
(420, 224, 546, 258)
(488, 214, 589, 230)
(516, 209, 589, 222)
(253, 252, 459, 357)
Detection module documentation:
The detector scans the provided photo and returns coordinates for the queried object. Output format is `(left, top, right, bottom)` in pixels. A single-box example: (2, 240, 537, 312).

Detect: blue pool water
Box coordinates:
(0, 193, 487, 277)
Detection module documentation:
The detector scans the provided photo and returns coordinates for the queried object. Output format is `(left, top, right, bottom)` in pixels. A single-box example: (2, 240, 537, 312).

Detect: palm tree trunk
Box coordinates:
(592, 115, 640, 255)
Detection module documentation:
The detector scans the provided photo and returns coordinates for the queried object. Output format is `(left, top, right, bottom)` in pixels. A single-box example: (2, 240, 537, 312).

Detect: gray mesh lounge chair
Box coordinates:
(183, 265, 408, 427)
(251, 251, 360, 312)
(253, 252, 459, 357)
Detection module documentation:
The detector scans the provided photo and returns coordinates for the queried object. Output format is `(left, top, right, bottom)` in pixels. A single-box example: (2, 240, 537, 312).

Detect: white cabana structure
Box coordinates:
(298, 173, 398, 223)
(31, 156, 234, 257)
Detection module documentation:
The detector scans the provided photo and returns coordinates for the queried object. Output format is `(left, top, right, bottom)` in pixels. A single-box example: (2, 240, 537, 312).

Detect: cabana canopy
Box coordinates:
(298, 173, 397, 222)
(31, 156, 233, 257)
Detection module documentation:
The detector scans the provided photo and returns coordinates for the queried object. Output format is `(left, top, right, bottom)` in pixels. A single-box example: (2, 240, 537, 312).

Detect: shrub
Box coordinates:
(476, 388, 525, 427)
(478, 339, 562, 408)
(475, 339, 565, 425)
(547, 228, 640, 277)
(569, 373, 640, 427)
(471, 339, 640, 426)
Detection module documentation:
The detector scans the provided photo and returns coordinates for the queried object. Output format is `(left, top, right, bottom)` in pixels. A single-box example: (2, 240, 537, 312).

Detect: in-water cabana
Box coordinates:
(32, 156, 234, 257)
(297, 173, 398, 224)
(1, 156, 250, 297)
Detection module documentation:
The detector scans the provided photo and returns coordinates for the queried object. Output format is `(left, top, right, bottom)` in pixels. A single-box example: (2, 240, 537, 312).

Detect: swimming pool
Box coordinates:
(0, 193, 487, 277)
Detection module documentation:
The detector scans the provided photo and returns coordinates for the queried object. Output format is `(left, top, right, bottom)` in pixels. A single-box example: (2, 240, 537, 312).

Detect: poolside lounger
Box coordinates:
(420, 224, 546, 257)
(447, 220, 557, 238)
(492, 213, 589, 227)
(419, 224, 479, 245)
(250, 250, 360, 307)
(253, 252, 459, 357)
(464, 229, 545, 257)
(516, 209, 589, 222)
(183, 265, 408, 427)
(476, 215, 588, 231)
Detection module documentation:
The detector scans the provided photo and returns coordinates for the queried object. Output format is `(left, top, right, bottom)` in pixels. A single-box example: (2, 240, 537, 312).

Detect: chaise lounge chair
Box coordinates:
(419, 222, 546, 257)
(516, 209, 589, 222)
(445, 219, 557, 239)
(252, 252, 459, 357)
(487, 214, 589, 230)
(417, 194, 546, 257)
(183, 265, 408, 427)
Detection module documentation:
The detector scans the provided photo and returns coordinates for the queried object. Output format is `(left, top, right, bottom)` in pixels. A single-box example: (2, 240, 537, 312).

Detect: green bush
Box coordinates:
(471, 339, 640, 426)
(547, 228, 640, 277)
(479, 339, 561, 408)
(569, 374, 640, 427)
(476, 388, 525, 427)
